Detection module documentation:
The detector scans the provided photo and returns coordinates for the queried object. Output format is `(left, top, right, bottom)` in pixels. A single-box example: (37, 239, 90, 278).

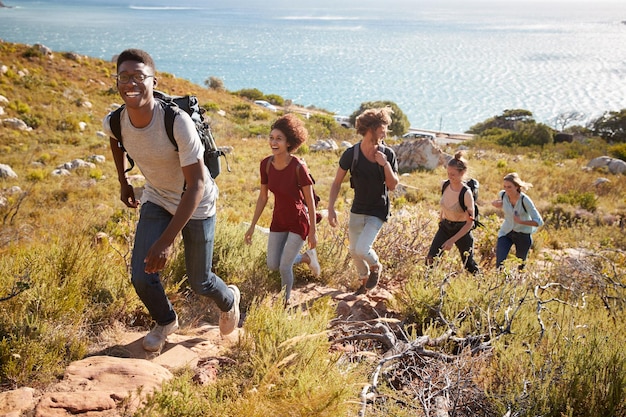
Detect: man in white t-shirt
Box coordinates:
(103, 48, 240, 352)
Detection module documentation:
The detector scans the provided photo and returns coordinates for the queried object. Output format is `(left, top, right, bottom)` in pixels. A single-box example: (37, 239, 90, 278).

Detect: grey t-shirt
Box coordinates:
(103, 103, 217, 219)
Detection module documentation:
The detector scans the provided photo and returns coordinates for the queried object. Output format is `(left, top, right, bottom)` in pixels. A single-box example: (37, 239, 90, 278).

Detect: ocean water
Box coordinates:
(1, 0, 625, 133)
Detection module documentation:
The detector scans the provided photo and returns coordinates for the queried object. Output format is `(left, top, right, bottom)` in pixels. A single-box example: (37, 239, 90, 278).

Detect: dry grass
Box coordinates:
(1, 41, 625, 416)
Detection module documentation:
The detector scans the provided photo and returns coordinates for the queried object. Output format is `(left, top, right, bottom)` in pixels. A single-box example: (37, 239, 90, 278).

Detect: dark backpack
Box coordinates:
(265, 156, 322, 223)
(441, 178, 484, 229)
(109, 90, 230, 179)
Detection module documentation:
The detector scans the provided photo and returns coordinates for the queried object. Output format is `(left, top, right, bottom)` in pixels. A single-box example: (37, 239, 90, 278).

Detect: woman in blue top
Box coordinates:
(491, 172, 544, 270)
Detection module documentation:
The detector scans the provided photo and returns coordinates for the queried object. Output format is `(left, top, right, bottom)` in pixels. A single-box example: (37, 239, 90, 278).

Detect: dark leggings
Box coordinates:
(427, 219, 480, 274)
(496, 231, 532, 270)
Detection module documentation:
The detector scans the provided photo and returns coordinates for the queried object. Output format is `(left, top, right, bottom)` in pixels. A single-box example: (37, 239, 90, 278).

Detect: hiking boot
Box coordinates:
(306, 248, 320, 277)
(219, 285, 241, 336)
(365, 262, 382, 290)
(142, 315, 179, 352)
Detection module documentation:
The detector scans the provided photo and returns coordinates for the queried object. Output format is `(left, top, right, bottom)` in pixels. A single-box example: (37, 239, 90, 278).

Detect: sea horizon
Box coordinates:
(1, 0, 626, 133)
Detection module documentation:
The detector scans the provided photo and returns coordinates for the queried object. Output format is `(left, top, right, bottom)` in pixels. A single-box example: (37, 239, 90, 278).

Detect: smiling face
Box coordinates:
(116, 60, 156, 110)
(269, 128, 289, 155)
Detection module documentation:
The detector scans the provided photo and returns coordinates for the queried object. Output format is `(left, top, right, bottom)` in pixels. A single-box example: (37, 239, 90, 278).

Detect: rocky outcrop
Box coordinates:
(391, 138, 451, 171)
(0, 285, 393, 416)
(587, 156, 626, 174)
(0, 164, 17, 179)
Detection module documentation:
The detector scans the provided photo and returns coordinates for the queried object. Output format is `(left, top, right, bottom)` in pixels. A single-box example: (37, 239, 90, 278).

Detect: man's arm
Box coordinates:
(327, 167, 348, 228)
(109, 137, 138, 208)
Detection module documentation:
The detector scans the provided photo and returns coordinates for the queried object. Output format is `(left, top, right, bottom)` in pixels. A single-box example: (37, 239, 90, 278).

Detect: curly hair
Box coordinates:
(355, 107, 393, 136)
(116, 48, 156, 72)
(270, 113, 308, 152)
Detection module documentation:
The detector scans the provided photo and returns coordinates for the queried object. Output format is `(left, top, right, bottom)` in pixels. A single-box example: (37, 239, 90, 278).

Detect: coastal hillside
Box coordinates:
(1, 41, 625, 417)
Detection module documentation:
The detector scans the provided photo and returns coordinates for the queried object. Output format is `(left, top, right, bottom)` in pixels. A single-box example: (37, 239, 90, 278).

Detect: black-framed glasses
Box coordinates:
(115, 73, 154, 84)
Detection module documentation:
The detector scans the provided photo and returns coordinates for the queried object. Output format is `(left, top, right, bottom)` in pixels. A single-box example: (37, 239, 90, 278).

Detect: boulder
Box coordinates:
(0, 387, 37, 416)
(607, 158, 626, 174)
(310, 139, 339, 152)
(2, 118, 32, 131)
(51, 168, 71, 176)
(0, 164, 17, 178)
(391, 138, 450, 171)
(56, 159, 96, 171)
(34, 356, 173, 417)
(587, 156, 626, 174)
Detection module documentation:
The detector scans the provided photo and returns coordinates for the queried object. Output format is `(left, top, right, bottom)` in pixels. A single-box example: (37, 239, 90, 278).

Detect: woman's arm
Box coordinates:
(302, 184, 317, 249)
(244, 183, 269, 244)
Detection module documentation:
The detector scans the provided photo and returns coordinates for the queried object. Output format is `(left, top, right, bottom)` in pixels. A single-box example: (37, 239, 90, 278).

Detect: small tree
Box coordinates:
(468, 109, 534, 134)
(349, 100, 409, 137)
(204, 76, 225, 91)
(552, 111, 585, 131)
(592, 109, 626, 143)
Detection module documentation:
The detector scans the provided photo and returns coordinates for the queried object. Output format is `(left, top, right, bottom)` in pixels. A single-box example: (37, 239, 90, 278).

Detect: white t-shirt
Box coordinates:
(103, 103, 217, 219)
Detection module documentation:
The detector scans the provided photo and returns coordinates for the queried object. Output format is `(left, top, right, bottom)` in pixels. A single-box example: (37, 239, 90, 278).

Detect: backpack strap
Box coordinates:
(441, 179, 469, 212)
(161, 99, 180, 150)
(458, 186, 469, 213)
(109, 107, 123, 145)
(350, 142, 360, 174)
(109, 106, 135, 173)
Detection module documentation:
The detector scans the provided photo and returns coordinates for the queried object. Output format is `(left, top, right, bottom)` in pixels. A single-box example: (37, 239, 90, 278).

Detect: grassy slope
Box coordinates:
(1, 41, 626, 416)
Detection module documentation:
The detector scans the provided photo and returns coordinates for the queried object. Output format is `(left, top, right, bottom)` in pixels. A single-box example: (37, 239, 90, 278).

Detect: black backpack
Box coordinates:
(109, 90, 229, 179)
(441, 178, 483, 229)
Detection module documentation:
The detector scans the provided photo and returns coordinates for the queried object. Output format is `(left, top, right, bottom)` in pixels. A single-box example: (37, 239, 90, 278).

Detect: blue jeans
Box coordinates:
(427, 219, 480, 274)
(496, 231, 532, 270)
(267, 231, 305, 301)
(131, 201, 234, 325)
(348, 213, 384, 278)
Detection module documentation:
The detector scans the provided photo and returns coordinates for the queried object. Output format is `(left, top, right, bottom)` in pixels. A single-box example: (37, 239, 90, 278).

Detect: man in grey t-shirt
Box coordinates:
(103, 48, 240, 352)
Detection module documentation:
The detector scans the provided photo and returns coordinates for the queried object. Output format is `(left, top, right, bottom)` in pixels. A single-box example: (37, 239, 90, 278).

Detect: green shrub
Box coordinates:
(235, 88, 264, 101)
(26, 169, 46, 181)
(554, 191, 597, 212)
(608, 143, 626, 161)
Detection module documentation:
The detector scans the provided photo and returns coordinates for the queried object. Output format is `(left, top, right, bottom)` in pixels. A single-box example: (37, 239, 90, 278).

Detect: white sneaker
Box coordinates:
(142, 315, 179, 352)
(306, 249, 321, 277)
(219, 285, 241, 336)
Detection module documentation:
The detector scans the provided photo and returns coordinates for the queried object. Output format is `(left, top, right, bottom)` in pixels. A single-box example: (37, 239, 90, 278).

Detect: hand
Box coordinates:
(442, 239, 455, 251)
(244, 226, 254, 244)
(328, 208, 338, 228)
(120, 183, 139, 208)
(144, 241, 173, 274)
(374, 150, 387, 167)
(308, 232, 317, 250)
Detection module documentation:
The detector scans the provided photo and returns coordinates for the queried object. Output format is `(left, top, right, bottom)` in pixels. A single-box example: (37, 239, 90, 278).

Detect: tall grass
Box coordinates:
(1, 41, 625, 415)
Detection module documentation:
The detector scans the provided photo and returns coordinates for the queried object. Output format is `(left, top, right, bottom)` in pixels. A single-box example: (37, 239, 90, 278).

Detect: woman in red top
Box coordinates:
(244, 114, 320, 305)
